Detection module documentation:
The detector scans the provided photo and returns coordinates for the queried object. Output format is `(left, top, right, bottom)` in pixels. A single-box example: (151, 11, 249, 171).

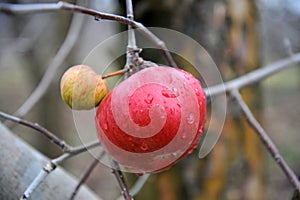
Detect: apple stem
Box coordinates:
(101, 68, 129, 79)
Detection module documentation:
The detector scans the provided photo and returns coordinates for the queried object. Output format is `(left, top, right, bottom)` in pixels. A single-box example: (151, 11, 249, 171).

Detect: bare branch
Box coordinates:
(10, 8, 85, 120)
(0, 110, 100, 155)
(111, 160, 134, 200)
(68, 140, 100, 154)
(70, 152, 105, 200)
(0, 122, 100, 199)
(21, 162, 56, 200)
(124, 0, 140, 78)
(21, 141, 101, 199)
(230, 89, 300, 194)
(126, 0, 137, 49)
(0, 1, 177, 68)
(206, 52, 300, 97)
(117, 173, 150, 200)
(0, 111, 71, 151)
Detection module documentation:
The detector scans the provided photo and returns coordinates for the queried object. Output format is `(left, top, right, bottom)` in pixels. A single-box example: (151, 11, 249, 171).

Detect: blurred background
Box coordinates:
(0, 0, 300, 199)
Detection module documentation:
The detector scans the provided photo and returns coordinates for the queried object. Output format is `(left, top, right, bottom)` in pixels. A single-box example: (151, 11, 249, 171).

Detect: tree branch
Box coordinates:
(0, 122, 101, 200)
(0, 1, 176, 68)
(117, 174, 150, 200)
(70, 152, 105, 200)
(230, 89, 300, 194)
(111, 160, 134, 200)
(9, 5, 85, 120)
(125, 0, 137, 49)
(21, 141, 101, 199)
(206, 52, 300, 97)
(0, 109, 101, 199)
(0, 111, 71, 151)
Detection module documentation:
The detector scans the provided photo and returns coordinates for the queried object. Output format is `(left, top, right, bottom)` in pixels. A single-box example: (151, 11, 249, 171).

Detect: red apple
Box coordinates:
(95, 66, 206, 173)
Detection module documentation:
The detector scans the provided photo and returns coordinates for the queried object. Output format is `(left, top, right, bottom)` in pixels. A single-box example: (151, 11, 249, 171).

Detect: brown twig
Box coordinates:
(117, 173, 150, 200)
(0, 111, 71, 152)
(0, 109, 100, 154)
(70, 152, 105, 200)
(111, 160, 134, 200)
(206, 52, 300, 97)
(0, 1, 177, 68)
(101, 68, 129, 79)
(230, 89, 300, 194)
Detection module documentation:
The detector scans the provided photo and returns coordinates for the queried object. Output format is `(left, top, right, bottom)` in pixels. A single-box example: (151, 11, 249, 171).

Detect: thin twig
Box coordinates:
(21, 161, 56, 200)
(70, 151, 105, 200)
(0, 111, 71, 152)
(101, 68, 129, 79)
(124, 0, 140, 77)
(111, 160, 134, 200)
(21, 141, 101, 199)
(0, 109, 100, 154)
(117, 174, 150, 200)
(230, 89, 300, 194)
(206, 52, 300, 97)
(68, 140, 100, 154)
(9, 5, 85, 120)
(0, 1, 177, 68)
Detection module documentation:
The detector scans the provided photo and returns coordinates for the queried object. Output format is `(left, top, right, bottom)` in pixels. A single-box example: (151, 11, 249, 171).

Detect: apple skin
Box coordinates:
(95, 66, 206, 173)
(60, 65, 108, 110)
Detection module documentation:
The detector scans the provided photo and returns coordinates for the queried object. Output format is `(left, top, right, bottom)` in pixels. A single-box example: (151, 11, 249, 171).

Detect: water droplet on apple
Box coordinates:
(161, 88, 178, 98)
(199, 125, 205, 133)
(181, 132, 187, 139)
(102, 122, 108, 130)
(140, 142, 148, 151)
(172, 87, 179, 96)
(161, 114, 166, 120)
(144, 93, 154, 104)
(184, 73, 191, 80)
(187, 143, 198, 155)
(186, 113, 195, 124)
(187, 148, 194, 155)
(170, 107, 175, 114)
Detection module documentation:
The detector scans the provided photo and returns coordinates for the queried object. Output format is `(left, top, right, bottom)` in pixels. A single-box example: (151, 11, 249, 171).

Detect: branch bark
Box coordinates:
(206, 52, 300, 97)
(0, 1, 176, 68)
(0, 122, 101, 200)
(230, 89, 300, 194)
